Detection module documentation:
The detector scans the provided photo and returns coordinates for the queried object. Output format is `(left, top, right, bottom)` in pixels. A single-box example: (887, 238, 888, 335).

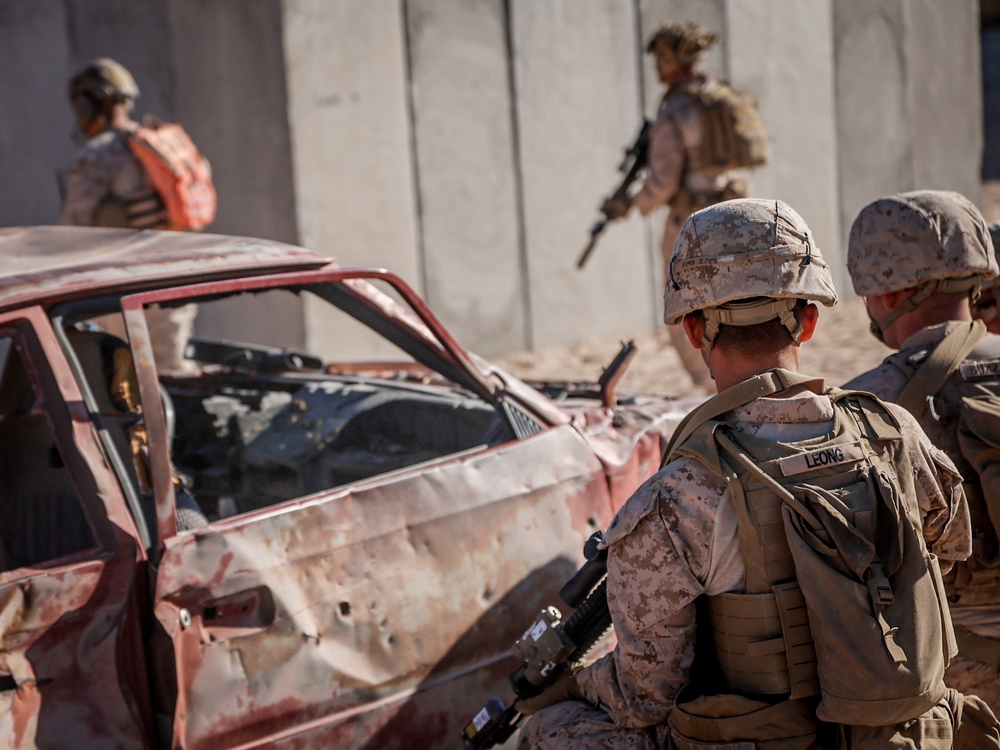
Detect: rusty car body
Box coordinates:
(0, 226, 699, 749)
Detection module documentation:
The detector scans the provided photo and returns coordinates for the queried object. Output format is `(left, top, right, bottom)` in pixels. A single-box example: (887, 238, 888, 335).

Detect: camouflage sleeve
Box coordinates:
(631, 105, 685, 217)
(841, 362, 906, 402)
(890, 404, 972, 564)
(574, 476, 706, 728)
(59, 149, 111, 226)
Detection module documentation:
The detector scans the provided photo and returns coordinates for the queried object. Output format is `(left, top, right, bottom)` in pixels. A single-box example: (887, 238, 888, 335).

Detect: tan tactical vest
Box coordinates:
(664, 370, 953, 727)
(887, 321, 1000, 608)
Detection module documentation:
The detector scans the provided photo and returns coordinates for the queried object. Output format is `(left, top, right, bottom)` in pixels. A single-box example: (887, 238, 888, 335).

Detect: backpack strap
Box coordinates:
(662, 369, 827, 467)
(896, 321, 986, 418)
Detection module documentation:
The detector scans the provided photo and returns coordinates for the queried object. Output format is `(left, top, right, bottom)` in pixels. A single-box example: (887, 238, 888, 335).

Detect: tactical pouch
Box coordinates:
(666, 688, 817, 750)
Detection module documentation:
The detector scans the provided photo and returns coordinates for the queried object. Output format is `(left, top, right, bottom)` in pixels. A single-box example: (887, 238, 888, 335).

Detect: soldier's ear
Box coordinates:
(681, 313, 705, 349)
(799, 303, 820, 343)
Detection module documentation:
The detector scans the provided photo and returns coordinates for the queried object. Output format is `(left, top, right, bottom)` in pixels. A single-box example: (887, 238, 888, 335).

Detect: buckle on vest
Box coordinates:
(865, 564, 894, 605)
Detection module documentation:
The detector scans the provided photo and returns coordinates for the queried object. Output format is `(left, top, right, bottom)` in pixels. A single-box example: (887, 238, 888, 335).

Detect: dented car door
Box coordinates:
(0, 307, 151, 748)
(120, 271, 618, 748)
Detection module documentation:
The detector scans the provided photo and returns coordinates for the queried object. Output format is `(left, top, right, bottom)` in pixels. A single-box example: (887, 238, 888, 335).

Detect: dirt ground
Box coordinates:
(495, 295, 886, 399)
(496, 183, 1000, 399)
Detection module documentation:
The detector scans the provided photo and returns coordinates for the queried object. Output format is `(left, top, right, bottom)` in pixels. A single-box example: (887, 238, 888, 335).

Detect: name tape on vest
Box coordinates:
(960, 358, 1000, 381)
(777, 441, 868, 477)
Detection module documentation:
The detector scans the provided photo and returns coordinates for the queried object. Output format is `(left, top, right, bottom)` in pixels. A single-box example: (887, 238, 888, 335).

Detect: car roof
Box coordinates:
(0, 226, 333, 312)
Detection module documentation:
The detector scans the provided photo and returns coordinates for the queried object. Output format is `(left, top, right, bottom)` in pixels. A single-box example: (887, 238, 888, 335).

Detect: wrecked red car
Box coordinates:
(0, 226, 699, 749)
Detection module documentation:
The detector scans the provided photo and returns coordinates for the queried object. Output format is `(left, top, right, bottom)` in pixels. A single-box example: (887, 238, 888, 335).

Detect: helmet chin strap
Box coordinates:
(701, 298, 802, 351)
(869, 276, 983, 344)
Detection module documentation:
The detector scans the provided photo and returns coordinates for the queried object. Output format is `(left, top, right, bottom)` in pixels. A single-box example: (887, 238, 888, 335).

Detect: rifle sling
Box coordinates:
(896, 321, 986, 418)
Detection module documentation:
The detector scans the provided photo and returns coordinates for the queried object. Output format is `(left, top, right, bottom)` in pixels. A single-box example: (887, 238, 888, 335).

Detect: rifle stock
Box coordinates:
(461, 532, 611, 749)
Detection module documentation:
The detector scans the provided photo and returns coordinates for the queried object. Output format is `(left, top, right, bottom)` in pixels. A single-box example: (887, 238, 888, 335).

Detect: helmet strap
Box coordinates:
(871, 276, 983, 342)
(702, 298, 802, 350)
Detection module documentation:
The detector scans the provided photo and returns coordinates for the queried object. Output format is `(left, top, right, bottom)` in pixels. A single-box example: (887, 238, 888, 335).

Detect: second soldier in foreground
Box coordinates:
(844, 190, 1000, 716)
(516, 198, 994, 748)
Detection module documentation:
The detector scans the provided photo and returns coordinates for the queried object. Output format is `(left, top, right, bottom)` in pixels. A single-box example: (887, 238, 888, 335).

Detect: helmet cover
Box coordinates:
(664, 198, 838, 326)
(69, 57, 139, 106)
(847, 190, 997, 296)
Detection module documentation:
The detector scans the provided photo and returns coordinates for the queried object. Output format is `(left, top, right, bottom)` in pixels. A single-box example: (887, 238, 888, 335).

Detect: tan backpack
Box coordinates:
(669, 77, 770, 171)
(122, 119, 217, 232)
(664, 371, 953, 730)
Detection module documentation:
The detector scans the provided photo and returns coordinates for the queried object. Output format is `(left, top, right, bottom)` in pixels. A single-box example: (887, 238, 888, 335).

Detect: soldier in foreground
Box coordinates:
(844, 190, 1000, 714)
(60, 57, 213, 373)
(971, 221, 1000, 334)
(517, 198, 994, 748)
(600, 21, 768, 393)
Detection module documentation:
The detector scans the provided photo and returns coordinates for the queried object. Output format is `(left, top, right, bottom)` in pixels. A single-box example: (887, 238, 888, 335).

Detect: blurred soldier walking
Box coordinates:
(601, 22, 769, 393)
(60, 57, 214, 373)
(844, 190, 1000, 715)
(516, 199, 994, 748)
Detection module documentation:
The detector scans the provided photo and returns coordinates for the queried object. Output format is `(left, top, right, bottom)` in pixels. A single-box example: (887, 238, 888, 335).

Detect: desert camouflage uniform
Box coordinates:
(60, 128, 161, 229)
(845, 322, 1000, 712)
(61, 129, 198, 374)
(631, 74, 749, 390)
(518, 389, 970, 750)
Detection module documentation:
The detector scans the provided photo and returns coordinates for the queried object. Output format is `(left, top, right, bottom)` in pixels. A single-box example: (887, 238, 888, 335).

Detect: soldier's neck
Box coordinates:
(710, 346, 802, 393)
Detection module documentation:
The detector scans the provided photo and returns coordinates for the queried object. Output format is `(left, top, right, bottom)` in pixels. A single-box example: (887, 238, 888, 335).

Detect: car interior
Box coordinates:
(48, 279, 540, 536)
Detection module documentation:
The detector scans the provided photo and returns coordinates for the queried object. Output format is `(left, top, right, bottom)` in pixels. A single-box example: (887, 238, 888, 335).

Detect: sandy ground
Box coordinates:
(496, 182, 1000, 398)
(495, 295, 887, 399)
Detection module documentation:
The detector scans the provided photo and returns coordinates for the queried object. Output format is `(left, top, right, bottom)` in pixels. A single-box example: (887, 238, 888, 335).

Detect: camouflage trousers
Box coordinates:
(516, 692, 999, 749)
(516, 700, 665, 750)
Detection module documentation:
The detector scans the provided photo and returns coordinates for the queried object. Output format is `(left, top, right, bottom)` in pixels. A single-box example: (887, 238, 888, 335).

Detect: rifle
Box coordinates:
(461, 531, 612, 749)
(576, 119, 652, 269)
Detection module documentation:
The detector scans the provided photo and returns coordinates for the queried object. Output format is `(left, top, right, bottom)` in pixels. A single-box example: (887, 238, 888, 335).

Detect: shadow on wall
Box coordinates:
(982, 0, 1000, 179)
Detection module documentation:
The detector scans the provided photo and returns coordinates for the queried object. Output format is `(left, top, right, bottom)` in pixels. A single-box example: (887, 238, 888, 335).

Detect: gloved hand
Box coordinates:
(515, 671, 584, 716)
(601, 195, 630, 221)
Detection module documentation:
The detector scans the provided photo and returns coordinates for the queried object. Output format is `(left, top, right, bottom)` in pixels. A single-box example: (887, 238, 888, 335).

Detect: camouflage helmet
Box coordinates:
(646, 21, 718, 66)
(663, 198, 838, 347)
(847, 190, 997, 335)
(69, 57, 139, 108)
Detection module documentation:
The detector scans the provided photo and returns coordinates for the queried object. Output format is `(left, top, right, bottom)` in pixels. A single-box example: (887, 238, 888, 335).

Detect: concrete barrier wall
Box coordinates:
(407, 0, 526, 356)
(726, 0, 843, 293)
(514, 0, 653, 349)
(835, 0, 983, 293)
(0, 0, 985, 360)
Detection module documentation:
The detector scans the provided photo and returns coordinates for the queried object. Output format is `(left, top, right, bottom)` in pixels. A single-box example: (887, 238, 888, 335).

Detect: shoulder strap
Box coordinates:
(896, 321, 986, 418)
(662, 369, 826, 467)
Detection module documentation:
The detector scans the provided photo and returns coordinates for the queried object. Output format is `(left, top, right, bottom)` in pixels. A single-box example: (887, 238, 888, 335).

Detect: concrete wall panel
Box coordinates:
(513, 0, 651, 350)
(66, 0, 174, 120)
(835, 2, 909, 282)
(282, 0, 419, 275)
(282, 0, 419, 360)
(907, 0, 982, 205)
(0, 2, 72, 226)
(168, 0, 304, 348)
(168, 0, 297, 244)
(727, 0, 843, 294)
(407, 0, 525, 356)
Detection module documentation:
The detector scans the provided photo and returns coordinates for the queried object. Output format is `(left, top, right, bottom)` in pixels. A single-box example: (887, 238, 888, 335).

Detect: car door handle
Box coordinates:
(200, 585, 276, 640)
